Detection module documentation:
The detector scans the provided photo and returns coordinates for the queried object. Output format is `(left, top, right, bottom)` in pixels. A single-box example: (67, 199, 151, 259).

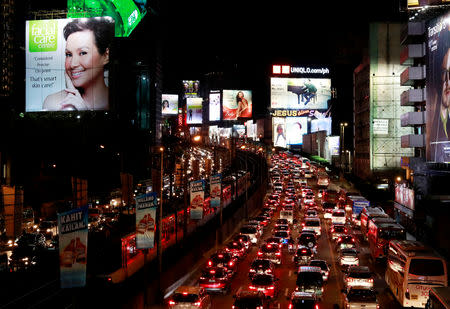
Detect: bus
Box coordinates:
(360, 207, 388, 240)
(367, 220, 405, 259)
(385, 240, 448, 308)
(426, 286, 450, 309)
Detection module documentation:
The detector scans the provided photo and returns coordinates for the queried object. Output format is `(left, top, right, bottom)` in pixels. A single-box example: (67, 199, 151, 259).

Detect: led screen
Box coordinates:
(183, 80, 200, 98)
(273, 117, 308, 147)
(67, 0, 146, 37)
(426, 11, 450, 163)
(271, 77, 331, 110)
(186, 97, 203, 124)
(162, 94, 178, 115)
(223, 90, 252, 120)
(232, 125, 246, 138)
(26, 17, 115, 112)
(209, 91, 221, 121)
(311, 117, 332, 135)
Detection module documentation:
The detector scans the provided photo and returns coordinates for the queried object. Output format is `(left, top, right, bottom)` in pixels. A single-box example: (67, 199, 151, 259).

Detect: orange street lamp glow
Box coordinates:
(193, 135, 201, 142)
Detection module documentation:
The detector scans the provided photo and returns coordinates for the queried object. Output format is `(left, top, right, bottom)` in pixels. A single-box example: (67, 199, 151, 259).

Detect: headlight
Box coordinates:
(46, 229, 51, 233)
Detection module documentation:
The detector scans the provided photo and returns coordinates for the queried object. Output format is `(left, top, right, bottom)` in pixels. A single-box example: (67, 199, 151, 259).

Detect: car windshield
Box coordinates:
(276, 219, 288, 225)
(172, 293, 199, 303)
(305, 221, 320, 227)
(274, 231, 288, 238)
(251, 260, 271, 269)
(409, 259, 445, 276)
(309, 261, 327, 270)
(347, 289, 377, 302)
(241, 227, 257, 234)
(296, 272, 323, 286)
(348, 271, 371, 279)
(333, 212, 345, 217)
(342, 250, 357, 257)
(298, 235, 315, 243)
(234, 297, 263, 308)
(202, 268, 227, 278)
(251, 275, 274, 285)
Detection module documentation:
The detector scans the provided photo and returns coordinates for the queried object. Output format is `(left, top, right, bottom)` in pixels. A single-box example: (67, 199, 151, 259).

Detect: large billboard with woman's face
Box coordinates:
(271, 77, 331, 110)
(25, 18, 115, 112)
(426, 12, 450, 163)
(161, 94, 178, 115)
(222, 90, 252, 120)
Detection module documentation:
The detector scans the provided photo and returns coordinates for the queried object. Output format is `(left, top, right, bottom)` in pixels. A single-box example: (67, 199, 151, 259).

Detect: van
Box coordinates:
(331, 209, 346, 225)
(280, 210, 294, 224)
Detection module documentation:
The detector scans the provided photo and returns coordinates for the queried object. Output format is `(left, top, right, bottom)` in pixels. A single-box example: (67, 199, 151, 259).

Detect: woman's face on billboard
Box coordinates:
(442, 48, 450, 109)
(65, 30, 108, 89)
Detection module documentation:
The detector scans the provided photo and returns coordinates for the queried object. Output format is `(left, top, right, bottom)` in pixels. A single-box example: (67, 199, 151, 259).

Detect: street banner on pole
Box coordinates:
(57, 205, 88, 288)
(190, 180, 205, 219)
(135, 192, 158, 249)
(210, 174, 221, 208)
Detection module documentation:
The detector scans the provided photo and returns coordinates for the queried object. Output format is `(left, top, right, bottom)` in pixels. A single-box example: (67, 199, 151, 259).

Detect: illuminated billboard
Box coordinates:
(67, 0, 146, 37)
(426, 11, 450, 163)
(162, 94, 178, 115)
(271, 77, 331, 110)
(209, 91, 221, 121)
(232, 124, 246, 138)
(407, 0, 450, 9)
(311, 117, 332, 135)
(272, 117, 308, 147)
(223, 90, 252, 120)
(186, 97, 203, 124)
(26, 17, 114, 112)
(183, 80, 200, 98)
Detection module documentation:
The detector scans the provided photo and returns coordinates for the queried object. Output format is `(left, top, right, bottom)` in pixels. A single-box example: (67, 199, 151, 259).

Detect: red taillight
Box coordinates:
(352, 238, 355, 242)
(107, 277, 112, 282)
(267, 244, 272, 248)
(218, 254, 223, 258)
(169, 300, 176, 305)
(288, 304, 293, 309)
(301, 249, 307, 253)
(267, 269, 272, 273)
(194, 301, 201, 307)
(267, 285, 275, 290)
(210, 270, 216, 274)
(315, 305, 320, 309)
(229, 261, 234, 267)
(208, 260, 212, 266)
(249, 285, 256, 290)
(257, 251, 262, 256)
(338, 237, 342, 242)
(275, 251, 281, 256)
(369, 278, 374, 283)
(331, 228, 334, 233)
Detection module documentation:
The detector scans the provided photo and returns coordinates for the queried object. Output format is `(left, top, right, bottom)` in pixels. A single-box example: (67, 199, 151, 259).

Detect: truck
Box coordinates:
(346, 196, 370, 227)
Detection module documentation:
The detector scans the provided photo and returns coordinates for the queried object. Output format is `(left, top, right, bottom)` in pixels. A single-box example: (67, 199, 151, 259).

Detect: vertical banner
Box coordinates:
(58, 206, 88, 288)
(210, 174, 222, 208)
(135, 192, 158, 249)
(190, 180, 205, 219)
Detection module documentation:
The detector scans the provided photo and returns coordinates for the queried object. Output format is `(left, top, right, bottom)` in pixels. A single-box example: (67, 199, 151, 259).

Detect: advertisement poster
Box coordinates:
(58, 206, 88, 288)
(25, 18, 115, 112)
(210, 174, 222, 208)
(182, 80, 200, 98)
(395, 184, 415, 211)
(135, 192, 158, 249)
(209, 91, 221, 121)
(311, 117, 332, 136)
(190, 180, 204, 219)
(271, 77, 331, 110)
(222, 90, 252, 120)
(233, 124, 246, 138)
(162, 94, 178, 115)
(426, 12, 450, 163)
(273, 117, 308, 147)
(186, 97, 203, 124)
(273, 117, 287, 148)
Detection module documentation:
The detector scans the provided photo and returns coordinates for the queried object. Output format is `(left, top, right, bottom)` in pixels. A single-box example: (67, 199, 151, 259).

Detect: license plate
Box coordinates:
(209, 280, 215, 282)
(411, 295, 418, 300)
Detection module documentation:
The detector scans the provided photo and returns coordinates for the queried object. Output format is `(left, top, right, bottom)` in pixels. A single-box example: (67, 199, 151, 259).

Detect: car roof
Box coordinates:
(347, 266, 370, 273)
(175, 286, 203, 294)
(298, 266, 322, 272)
(291, 291, 316, 300)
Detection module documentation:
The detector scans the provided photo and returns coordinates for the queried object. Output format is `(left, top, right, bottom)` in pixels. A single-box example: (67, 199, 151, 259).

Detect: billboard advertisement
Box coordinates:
(182, 80, 200, 98)
(190, 180, 204, 219)
(135, 192, 157, 249)
(25, 18, 115, 112)
(395, 183, 415, 211)
(223, 90, 252, 120)
(233, 124, 246, 138)
(219, 127, 232, 138)
(426, 12, 450, 163)
(209, 91, 221, 121)
(210, 174, 221, 208)
(186, 97, 203, 124)
(311, 117, 332, 135)
(271, 77, 331, 110)
(58, 206, 88, 288)
(272, 117, 308, 147)
(162, 94, 178, 115)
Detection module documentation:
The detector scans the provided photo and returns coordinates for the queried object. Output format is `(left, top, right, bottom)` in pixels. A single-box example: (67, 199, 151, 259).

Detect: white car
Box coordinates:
(344, 266, 374, 290)
(339, 248, 359, 268)
(331, 209, 346, 225)
(302, 218, 321, 236)
(343, 288, 378, 309)
(240, 226, 259, 244)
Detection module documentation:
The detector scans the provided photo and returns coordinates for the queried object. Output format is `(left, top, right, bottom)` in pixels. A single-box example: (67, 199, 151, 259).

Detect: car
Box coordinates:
(302, 188, 312, 198)
(233, 234, 251, 250)
(331, 208, 346, 225)
(275, 218, 289, 226)
(253, 215, 270, 227)
(330, 224, 348, 241)
(342, 288, 379, 309)
(302, 218, 321, 236)
(240, 226, 259, 244)
(305, 209, 318, 218)
(168, 286, 212, 308)
(247, 221, 263, 236)
(317, 189, 325, 199)
(37, 220, 57, 239)
(344, 266, 374, 290)
(336, 235, 357, 251)
(287, 291, 320, 309)
(297, 232, 317, 250)
(339, 248, 359, 268)
(265, 236, 284, 249)
(249, 274, 279, 298)
(293, 246, 314, 266)
(257, 243, 282, 265)
(309, 259, 330, 281)
(225, 240, 247, 259)
(232, 290, 268, 309)
(273, 231, 290, 246)
(322, 202, 337, 219)
(206, 251, 237, 274)
(274, 224, 290, 234)
(295, 266, 324, 298)
(249, 259, 275, 277)
(198, 267, 232, 294)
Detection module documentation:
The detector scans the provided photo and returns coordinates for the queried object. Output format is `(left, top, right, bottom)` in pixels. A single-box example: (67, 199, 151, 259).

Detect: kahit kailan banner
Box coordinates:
(135, 192, 158, 249)
(25, 17, 114, 112)
(190, 180, 205, 219)
(58, 206, 88, 288)
(210, 174, 222, 208)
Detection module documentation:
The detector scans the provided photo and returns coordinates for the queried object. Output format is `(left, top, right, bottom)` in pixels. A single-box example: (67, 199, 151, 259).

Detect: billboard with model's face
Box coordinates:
(426, 12, 450, 163)
(223, 90, 252, 120)
(272, 117, 308, 147)
(182, 80, 200, 98)
(161, 94, 178, 115)
(186, 97, 203, 124)
(271, 77, 331, 110)
(26, 17, 115, 112)
(209, 91, 221, 121)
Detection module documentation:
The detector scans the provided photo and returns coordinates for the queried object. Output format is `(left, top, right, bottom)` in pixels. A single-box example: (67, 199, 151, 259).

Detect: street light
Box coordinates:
(193, 135, 201, 142)
(340, 122, 348, 171)
(157, 146, 164, 304)
(240, 145, 248, 219)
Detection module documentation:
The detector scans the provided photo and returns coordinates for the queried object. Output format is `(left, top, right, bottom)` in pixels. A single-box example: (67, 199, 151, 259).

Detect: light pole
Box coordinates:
(157, 146, 164, 304)
(340, 122, 348, 170)
(240, 145, 248, 219)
